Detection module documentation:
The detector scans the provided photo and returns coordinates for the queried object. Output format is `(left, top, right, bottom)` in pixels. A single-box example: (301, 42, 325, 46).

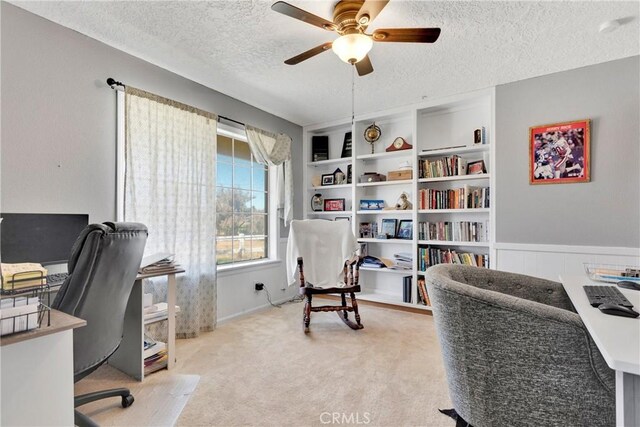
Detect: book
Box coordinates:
(403, 276, 412, 303)
(143, 341, 167, 359)
(311, 136, 329, 162)
(416, 277, 431, 306)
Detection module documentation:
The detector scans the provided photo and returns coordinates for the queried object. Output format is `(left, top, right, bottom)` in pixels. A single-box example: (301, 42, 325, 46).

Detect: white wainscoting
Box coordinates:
(495, 243, 640, 282)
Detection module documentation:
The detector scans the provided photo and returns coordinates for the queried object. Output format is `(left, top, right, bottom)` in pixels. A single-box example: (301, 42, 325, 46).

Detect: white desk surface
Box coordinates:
(560, 275, 640, 375)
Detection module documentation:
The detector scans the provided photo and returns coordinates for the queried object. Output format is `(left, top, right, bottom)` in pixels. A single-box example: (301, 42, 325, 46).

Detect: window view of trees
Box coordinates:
(216, 135, 268, 265)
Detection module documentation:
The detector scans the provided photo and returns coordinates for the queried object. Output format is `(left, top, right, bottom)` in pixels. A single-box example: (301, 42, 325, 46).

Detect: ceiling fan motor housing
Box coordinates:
(333, 0, 367, 35)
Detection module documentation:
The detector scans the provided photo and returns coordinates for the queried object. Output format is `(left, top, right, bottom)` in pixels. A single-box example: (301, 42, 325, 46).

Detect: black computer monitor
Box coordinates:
(0, 213, 89, 265)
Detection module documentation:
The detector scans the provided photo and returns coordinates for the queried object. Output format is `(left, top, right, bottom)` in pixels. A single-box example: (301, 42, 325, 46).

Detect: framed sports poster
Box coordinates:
(529, 119, 590, 184)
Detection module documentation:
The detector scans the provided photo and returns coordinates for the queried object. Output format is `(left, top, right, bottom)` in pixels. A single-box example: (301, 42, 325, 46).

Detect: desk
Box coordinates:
(560, 275, 640, 427)
(0, 309, 86, 426)
(109, 268, 184, 381)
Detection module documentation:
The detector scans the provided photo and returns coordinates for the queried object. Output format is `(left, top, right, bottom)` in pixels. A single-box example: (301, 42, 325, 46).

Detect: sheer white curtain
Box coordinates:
(244, 125, 293, 225)
(124, 87, 217, 338)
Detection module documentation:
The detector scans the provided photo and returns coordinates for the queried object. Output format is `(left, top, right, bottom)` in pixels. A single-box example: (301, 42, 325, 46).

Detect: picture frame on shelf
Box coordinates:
(467, 160, 486, 175)
(397, 220, 413, 239)
(359, 222, 373, 238)
(311, 135, 329, 162)
(529, 119, 590, 185)
(359, 200, 385, 210)
(333, 168, 346, 184)
(381, 219, 397, 238)
(311, 193, 324, 212)
(324, 198, 345, 212)
(347, 164, 352, 184)
(341, 132, 352, 158)
(321, 174, 334, 186)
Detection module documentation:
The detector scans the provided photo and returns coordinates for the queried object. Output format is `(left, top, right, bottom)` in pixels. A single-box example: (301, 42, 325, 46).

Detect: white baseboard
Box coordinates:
(216, 292, 299, 325)
(495, 242, 640, 282)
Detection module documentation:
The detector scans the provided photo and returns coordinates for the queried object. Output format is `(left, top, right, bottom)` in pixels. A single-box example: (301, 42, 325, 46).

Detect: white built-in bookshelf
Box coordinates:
(302, 89, 496, 311)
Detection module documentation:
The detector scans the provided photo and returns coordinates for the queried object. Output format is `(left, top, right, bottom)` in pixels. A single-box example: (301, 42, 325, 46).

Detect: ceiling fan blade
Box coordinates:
(355, 55, 374, 76)
(271, 1, 336, 31)
(356, 0, 390, 26)
(284, 42, 333, 65)
(372, 28, 441, 43)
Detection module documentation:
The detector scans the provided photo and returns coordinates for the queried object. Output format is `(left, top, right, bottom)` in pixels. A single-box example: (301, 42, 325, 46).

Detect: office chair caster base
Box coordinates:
(122, 394, 135, 408)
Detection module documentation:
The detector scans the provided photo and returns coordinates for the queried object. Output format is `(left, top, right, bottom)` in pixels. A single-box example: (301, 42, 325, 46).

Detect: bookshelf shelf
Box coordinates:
(358, 238, 412, 244)
(359, 267, 413, 274)
(308, 211, 352, 216)
(304, 89, 494, 313)
(308, 184, 351, 190)
(418, 145, 490, 157)
(418, 173, 490, 183)
(357, 179, 412, 187)
(418, 208, 490, 214)
(307, 158, 352, 167)
(144, 315, 168, 326)
(418, 240, 490, 247)
(356, 210, 412, 215)
(359, 291, 432, 311)
(356, 150, 414, 161)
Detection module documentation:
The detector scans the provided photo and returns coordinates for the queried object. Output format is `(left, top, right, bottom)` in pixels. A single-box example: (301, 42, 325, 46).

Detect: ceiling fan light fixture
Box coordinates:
(332, 33, 373, 64)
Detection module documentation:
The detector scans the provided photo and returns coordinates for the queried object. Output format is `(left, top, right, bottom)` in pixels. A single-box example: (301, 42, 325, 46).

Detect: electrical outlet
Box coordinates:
(255, 282, 264, 291)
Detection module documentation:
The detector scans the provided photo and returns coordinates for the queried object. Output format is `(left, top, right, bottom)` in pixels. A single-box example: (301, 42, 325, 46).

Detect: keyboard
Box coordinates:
(46, 273, 69, 286)
(583, 285, 633, 308)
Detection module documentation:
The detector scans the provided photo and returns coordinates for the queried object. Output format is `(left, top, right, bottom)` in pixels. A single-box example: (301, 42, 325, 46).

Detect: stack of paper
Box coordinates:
(143, 341, 167, 359)
(139, 253, 178, 275)
(391, 253, 413, 270)
(1, 263, 48, 291)
(0, 296, 40, 336)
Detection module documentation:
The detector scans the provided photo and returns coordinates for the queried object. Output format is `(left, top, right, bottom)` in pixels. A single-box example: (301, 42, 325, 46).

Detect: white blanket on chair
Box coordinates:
(286, 220, 359, 288)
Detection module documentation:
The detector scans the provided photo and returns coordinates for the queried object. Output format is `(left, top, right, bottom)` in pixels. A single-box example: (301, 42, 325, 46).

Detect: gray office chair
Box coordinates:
(424, 264, 615, 427)
(52, 222, 148, 427)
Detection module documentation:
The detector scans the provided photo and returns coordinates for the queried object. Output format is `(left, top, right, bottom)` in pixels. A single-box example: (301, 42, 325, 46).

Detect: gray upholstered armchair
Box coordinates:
(424, 264, 615, 427)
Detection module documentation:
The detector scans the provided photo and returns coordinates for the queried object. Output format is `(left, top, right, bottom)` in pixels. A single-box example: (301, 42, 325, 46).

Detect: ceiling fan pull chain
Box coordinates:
(351, 64, 355, 125)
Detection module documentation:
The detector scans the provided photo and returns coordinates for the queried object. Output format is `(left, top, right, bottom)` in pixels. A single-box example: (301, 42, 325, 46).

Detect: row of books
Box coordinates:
(417, 221, 489, 242)
(416, 276, 432, 306)
(418, 246, 489, 271)
(418, 155, 468, 178)
(402, 276, 432, 306)
(144, 348, 168, 375)
(418, 186, 489, 210)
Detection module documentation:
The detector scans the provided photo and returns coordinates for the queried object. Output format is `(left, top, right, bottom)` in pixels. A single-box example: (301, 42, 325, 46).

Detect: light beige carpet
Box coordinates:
(77, 301, 452, 426)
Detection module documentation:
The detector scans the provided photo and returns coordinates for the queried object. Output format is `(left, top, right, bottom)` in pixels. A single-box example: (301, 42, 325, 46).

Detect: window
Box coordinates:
(216, 133, 269, 265)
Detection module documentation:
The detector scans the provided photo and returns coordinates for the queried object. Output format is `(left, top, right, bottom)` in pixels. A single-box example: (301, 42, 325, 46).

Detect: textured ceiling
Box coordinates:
(11, 1, 640, 126)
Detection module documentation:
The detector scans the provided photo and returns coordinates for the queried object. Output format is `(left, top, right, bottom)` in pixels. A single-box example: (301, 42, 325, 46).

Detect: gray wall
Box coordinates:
(496, 56, 639, 248)
(1, 2, 303, 234)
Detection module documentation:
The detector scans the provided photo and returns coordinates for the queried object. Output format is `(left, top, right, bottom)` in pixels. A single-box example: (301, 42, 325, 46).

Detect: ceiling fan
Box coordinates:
(271, 0, 441, 76)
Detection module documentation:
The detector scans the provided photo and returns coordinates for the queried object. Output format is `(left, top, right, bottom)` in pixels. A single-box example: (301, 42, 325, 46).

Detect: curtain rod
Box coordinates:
(106, 77, 245, 126)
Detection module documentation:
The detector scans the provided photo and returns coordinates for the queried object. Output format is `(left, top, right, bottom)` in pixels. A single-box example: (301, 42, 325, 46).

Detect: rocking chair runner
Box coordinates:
(297, 255, 363, 332)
